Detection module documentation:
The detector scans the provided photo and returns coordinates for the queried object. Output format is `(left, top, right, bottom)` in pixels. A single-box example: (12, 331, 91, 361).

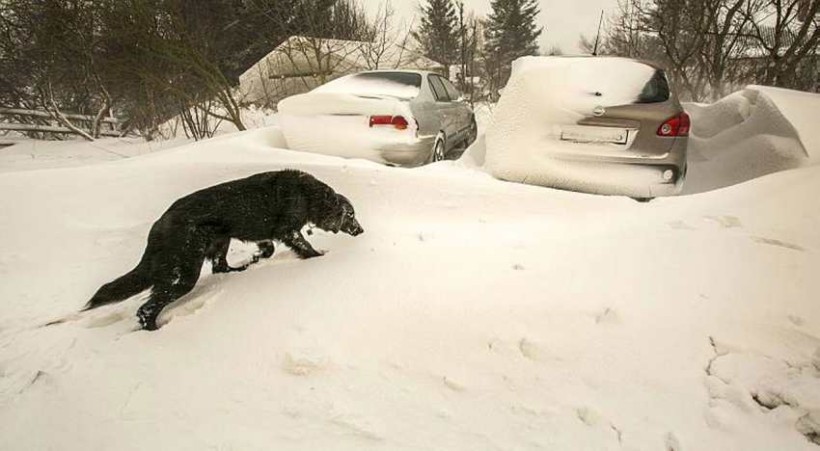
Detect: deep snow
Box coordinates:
(1, 87, 819, 450)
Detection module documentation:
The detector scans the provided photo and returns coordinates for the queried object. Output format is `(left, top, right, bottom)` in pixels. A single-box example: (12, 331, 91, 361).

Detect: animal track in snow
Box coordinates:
(281, 351, 328, 376)
(665, 431, 683, 451)
(704, 215, 743, 228)
(442, 376, 466, 392)
(668, 220, 696, 230)
(595, 307, 620, 325)
(750, 236, 805, 252)
(518, 338, 542, 361)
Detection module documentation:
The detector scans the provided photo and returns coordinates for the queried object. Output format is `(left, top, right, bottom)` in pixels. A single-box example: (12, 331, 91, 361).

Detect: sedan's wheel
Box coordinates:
(431, 136, 446, 162)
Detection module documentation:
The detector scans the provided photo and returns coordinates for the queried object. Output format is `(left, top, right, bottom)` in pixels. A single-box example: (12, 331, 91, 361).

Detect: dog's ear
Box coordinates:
(337, 194, 353, 214)
(321, 190, 340, 211)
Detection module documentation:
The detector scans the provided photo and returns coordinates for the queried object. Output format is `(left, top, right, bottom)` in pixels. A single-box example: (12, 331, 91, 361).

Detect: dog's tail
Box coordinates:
(83, 264, 151, 311)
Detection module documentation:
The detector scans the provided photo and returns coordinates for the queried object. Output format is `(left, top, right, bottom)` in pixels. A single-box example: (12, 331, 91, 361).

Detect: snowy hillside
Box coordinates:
(1, 87, 819, 450)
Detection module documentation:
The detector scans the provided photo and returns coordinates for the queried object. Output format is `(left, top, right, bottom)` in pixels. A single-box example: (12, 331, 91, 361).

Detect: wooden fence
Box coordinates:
(0, 107, 124, 138)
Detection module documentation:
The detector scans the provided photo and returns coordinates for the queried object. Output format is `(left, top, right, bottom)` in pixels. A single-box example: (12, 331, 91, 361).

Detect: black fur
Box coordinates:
(84, 170, 363, 330)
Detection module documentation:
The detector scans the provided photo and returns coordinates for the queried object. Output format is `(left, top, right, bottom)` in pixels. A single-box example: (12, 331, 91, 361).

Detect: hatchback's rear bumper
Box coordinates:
(492, 138, 688, 198)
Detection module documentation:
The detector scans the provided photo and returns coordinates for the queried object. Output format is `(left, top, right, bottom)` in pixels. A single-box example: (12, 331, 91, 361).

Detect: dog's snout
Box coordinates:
(343, 219, 364, 236)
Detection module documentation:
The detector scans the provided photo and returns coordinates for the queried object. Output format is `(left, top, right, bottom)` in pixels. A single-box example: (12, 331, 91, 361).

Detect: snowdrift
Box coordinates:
(682, 86, 820, 194)
(1, 85, 820, 450)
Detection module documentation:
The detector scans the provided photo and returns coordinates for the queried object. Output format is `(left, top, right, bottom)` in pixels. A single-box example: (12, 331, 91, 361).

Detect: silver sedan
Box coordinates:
(277, 70, 477, 166)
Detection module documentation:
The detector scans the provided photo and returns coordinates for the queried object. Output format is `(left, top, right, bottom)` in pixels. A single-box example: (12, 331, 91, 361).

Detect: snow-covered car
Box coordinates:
(485, 56, 689, 199)
(277, 70, 477, 167)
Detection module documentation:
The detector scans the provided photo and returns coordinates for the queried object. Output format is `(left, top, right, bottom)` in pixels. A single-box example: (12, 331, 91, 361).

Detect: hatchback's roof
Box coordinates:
(356, 69, 440, 77)
(533, 55, 666, 71)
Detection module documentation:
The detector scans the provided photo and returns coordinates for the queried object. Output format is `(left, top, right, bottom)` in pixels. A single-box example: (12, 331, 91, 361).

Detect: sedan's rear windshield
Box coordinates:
(314, 72, 422, 99)
(636, 69, 670, 103)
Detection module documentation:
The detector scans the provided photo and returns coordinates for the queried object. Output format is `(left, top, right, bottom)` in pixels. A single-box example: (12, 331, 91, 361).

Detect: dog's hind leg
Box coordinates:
(137, 228, 208, 330)
(136, 272, 199, 330)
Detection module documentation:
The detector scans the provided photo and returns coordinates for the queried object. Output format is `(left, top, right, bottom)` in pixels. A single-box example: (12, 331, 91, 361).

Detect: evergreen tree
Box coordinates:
(413, 0, 460, 65)
(483, 0, 542, 98)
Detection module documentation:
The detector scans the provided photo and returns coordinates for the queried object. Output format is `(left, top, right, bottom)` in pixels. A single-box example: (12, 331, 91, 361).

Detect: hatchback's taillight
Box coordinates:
(369, 115, 409, 130)
(657, 112, 690, 137)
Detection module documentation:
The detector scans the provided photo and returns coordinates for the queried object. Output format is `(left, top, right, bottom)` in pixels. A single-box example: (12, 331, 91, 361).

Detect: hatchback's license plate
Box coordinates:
(560, 126, 630, 145)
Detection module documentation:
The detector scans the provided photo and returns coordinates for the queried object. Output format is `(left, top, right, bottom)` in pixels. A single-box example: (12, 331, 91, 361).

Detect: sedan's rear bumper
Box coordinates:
(279, 114, 434, 167)
(379, 136, 435, 166)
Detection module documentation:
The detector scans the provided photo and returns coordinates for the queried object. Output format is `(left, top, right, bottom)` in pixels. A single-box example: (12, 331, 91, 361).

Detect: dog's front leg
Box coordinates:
(282, 230, 323, 259)
(256, 240, 275, 259)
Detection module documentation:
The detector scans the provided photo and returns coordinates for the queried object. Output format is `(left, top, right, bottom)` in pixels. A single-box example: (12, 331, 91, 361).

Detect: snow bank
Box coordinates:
(0, 136, 190, 173)
(683, 86, 820, 194)
(2, 86, 820, 450)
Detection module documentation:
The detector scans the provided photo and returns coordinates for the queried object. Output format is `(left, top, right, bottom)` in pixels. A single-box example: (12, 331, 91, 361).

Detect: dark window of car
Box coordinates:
(440, 78, 462, 101)
(351, 71, 422, 87)
(428, 75, 450, 102)
(636, 69, 671, 103)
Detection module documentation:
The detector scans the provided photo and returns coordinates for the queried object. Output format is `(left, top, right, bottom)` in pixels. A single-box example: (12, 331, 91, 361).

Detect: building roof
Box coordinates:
(239, 36, 444, 82)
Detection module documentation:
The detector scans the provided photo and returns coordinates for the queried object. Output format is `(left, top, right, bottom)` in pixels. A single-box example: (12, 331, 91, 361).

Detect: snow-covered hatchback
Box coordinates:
(278, 70, 477, 167)
(485, 56, 689, 199)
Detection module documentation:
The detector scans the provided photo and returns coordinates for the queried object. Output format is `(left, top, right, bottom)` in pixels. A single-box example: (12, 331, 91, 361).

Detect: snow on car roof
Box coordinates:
(313, 71, 422, 99)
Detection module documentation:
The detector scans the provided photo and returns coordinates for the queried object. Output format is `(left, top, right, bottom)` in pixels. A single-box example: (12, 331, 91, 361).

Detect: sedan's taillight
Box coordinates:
(657, 112, 690, 137)
(369, 115, 409, 130)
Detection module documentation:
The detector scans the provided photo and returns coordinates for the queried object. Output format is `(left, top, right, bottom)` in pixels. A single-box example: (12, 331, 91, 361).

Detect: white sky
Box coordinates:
(365, 0, 620, 54)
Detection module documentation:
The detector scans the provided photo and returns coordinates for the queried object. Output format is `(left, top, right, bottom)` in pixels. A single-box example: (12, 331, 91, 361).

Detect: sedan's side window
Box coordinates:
(428, 76, 450, 102)
(440, 78, 462, 101)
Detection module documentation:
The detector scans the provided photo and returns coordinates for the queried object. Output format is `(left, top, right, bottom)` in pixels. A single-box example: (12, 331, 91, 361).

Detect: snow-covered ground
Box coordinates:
(1, 87, 819, 450)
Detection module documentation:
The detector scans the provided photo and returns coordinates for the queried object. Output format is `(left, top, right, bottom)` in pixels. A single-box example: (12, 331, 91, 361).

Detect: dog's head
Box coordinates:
(314, 192, 364, 237)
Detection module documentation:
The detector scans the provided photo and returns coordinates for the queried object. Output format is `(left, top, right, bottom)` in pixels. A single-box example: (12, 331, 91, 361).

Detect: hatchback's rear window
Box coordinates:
(314, 72, 422, 99)
(636, 69, 670, 103)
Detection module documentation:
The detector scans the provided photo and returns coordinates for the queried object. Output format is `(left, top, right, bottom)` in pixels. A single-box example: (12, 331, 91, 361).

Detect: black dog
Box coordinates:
(84, 170, 363, 330)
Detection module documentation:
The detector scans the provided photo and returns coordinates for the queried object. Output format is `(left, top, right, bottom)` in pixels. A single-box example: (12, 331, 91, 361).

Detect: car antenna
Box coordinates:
(592, 10, 604, 56)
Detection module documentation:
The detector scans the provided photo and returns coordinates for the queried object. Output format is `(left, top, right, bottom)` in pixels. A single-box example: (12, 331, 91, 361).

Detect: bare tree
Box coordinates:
(455, 2, 481, 104)
(1, 0, 115, 140)
(742, 0, 819, 89)
(359, 1, 416, 70)
(592, 0, 817, 99)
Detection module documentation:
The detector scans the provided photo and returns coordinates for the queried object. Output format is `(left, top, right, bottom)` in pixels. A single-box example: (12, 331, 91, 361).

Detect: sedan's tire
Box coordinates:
(430, 134, 446, 163)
